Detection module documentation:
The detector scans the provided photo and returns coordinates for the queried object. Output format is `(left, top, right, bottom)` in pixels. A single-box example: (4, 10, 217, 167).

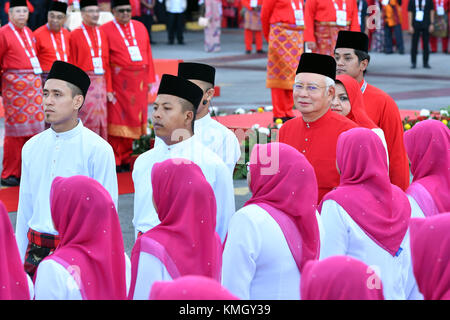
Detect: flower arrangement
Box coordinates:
(403, 107, 450, 130)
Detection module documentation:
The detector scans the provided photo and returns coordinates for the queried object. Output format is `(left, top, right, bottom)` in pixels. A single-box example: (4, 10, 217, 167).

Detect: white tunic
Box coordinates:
(16, 120, 119, 262)
(132, 252, 173, 300)
(320, 199, 423, 300)
(372, 128, 389, 167)
(155, 114, 241, 176)
(34, 253, 132, 300)
(132, 136, 235, 242)
(221, 204, 304, 300)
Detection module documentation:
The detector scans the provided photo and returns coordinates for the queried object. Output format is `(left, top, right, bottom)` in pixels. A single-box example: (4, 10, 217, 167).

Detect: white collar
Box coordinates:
(194, 113, 212, 129)
(50, 119, 83, 140)
(160, 134, 196, 151)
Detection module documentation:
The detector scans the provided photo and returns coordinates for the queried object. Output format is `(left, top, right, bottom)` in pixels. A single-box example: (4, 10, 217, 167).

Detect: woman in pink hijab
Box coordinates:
(34, 175, 128, 300)
(319, 127, 422, 300)
(0, 201, 33, 300)
(150, 276, 239, 300)
(222, 142, 321, 300)
(404, 119, 450, 217)
(410, 213, 450, 300)
(128, 159, 222, 300)
(300, 256, 385, 300)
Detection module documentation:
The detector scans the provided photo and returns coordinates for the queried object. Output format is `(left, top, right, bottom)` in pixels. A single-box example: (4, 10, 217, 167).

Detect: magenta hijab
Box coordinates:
(0, 201, 30, 300)
(149, 276, 239, 300)
(244, 142, 321, 272)
(321, 127, 410, 256)
(410, 213, 450, 300)
(300, 256, 385, 300)
(44, 175, 127, 300)
(128, 159, 222, 299)
(404, 119, 450, 216)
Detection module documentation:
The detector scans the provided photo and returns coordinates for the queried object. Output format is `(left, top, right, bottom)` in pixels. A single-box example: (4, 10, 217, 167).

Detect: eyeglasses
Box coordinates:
(117, 8, 132, 13)
(293, 83, 327, 93)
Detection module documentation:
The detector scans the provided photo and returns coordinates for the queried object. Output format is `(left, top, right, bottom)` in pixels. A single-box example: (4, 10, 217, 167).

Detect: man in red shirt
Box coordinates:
(334, 30, 410, 191)
(0, 0, 45, 186)
(34, 1, 71, 80)
(279, 53, 358, 203)
(69, 0, 111, 139)
(101, 0, 156, 172)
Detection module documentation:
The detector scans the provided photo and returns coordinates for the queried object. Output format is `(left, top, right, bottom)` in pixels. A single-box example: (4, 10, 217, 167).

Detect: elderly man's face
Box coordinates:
(113, 5, 132, 24)
(47, 10, 66, 32)
(9, 6, 29, 28)
(81, 5, 100, 26)
(293, 72, 335, 119)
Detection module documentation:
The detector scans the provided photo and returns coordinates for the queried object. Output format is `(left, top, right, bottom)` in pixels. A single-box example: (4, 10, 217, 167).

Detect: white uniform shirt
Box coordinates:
(34, 253, 131, 300)
(132, 136, 235, 242)
(164, 0, 187, 13)
(155, 114, 241, 177)
(16, 120, 118, 262)
(222, 204, 303, 300)
(320, 199, 423, 300)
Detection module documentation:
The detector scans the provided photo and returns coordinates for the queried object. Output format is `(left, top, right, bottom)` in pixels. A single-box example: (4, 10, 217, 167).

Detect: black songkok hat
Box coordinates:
(177, 62, 216, 86)
(49, 1, 68, 14)
(296, 53, 337, 80)
(9, 0, 28, 8)
(47, 61, 91, 98)
(335, 31, 369, 53)
(157, 74, 203, 109)
(112, 0, 131, 8)
(80, 0, 98, 9)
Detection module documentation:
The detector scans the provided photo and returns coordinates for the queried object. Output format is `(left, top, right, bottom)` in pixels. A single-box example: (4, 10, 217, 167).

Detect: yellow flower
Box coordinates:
(404, 123, 411, 130)
(442, 119, 448, 125)
(275, 118, 283, 125)
(149, 123, 154, 129)
(257, 107, 265, 113)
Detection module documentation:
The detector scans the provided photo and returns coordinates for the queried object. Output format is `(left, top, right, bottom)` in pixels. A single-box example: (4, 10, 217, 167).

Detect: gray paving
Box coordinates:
(2, 27, 449, 256)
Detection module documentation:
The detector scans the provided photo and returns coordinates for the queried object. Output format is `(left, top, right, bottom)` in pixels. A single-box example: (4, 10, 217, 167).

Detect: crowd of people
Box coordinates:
(0, 0, 449, 301)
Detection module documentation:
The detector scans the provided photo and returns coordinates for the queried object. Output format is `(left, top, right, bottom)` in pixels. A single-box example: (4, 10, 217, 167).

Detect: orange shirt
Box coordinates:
(361, 81, 410, 191)
(279, 109, 358, 203)
(34, 25, 71, 73)
(0, 24, 39, 70)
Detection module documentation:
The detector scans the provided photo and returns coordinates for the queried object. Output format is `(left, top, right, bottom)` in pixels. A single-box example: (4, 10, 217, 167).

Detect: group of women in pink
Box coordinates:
(0, 74, 449, 300)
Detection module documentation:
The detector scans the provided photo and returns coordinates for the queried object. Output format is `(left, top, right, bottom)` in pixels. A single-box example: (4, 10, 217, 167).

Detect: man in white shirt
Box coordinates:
(132, 74, 235, 242)
(16, 61, 118, 278)
(163, 0, 186, 44)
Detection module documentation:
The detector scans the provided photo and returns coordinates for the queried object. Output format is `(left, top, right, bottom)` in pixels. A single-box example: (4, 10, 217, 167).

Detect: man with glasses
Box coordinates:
(101, 0, 156, 172)
(69, 0, 111, 139)
(34, 1, 71, 81)
(279, 53, 357, 203)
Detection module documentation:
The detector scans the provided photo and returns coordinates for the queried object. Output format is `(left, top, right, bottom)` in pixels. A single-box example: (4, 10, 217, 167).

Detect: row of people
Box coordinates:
(0, 0, 155, 186)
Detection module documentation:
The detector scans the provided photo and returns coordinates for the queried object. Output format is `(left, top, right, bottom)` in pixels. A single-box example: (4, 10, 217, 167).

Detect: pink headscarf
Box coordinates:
(410, 213, 450, 300)
(300, 256, 385, 300)
(44, 175, 127, 300)
(404, 119, 450, 216)
(0, 201, 30, 300)
(335, 74, 378, 129)
(149, 276, 239, 300)
(128, 159, 222, 299)
(321, 128, 410, 256)
(244, 142, 321, 272)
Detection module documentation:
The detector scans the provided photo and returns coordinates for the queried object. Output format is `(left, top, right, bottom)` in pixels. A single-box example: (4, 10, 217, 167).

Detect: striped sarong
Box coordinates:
(81, 72, 108, 139)
(266, 23, 304, 90)
(24, 229, 61, 279)
(313, 21, 350, 56)
(1, 69, 45, 137)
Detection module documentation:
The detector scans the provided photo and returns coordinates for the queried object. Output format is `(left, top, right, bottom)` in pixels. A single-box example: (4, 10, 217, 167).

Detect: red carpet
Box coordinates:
(0, 172, 134, 213)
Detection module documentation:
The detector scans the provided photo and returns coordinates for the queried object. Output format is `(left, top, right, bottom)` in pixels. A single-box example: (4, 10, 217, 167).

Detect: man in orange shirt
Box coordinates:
(279, 53, 358, 203)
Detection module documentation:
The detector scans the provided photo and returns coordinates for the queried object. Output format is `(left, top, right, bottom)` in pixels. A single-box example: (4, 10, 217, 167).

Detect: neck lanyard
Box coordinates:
(81, 23, 102, 58)
(8, 22, 37, 59)
(47, 24, 68, 62)
(332, 0, 346, 12)
(361, 79, 368, 94)
(113, 19, 138, 48)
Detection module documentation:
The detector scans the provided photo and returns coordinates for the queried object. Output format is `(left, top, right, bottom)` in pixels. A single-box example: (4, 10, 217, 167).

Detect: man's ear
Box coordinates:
(360, 59, 369, 73)
(73, 95, 84, 111)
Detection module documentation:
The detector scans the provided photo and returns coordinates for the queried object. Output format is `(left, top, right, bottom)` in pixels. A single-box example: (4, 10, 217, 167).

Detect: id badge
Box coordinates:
(381, 0, 389, 5)
(415, 10, 424, 22)
(128, 46, 143, 62)
(294, 10, 304, 26)
(437, 6, 445, 16)
(30, 57, 42, 75)
(336, 10, 347, 26)
(250, 0, 257, 8)
(92, 57, 104, 74)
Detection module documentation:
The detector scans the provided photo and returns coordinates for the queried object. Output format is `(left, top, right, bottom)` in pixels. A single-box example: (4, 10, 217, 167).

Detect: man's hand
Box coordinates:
(305, 41, 316, 51)
(107, 92, 115, 102)
(409, 26, 414, 34)
(429, 24, 435, 33)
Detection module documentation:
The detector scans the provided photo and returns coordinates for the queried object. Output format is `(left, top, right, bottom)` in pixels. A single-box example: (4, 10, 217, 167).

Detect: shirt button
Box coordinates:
(302, 150, 306, 153)
(305, 138, 308, 142)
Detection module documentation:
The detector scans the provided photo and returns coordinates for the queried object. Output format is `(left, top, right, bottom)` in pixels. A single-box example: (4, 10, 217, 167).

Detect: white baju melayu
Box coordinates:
(372, 128, 389, 167)
(34, 253, 132, 300)
(131, 252, 173, 300)
(16, 120, 118, 262)
(221, 204, 323, 300)
(132, 135, 235, 242)
(155, 113, 241, 176)
(319, 200, 424, 300)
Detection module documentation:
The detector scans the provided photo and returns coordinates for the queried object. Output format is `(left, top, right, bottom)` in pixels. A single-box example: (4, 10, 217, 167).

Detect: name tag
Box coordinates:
(336, 10, 347, 26)
(92, 57, 104, 75)
(294, 10, 304, 26)
(250, 0, 257, 7)
(30, 56, 42, 75)
(381, 0, 389, 5)
(415, 10, 424, 22)
(437, 6, 445, 16)
(128, 46, 143, 62)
